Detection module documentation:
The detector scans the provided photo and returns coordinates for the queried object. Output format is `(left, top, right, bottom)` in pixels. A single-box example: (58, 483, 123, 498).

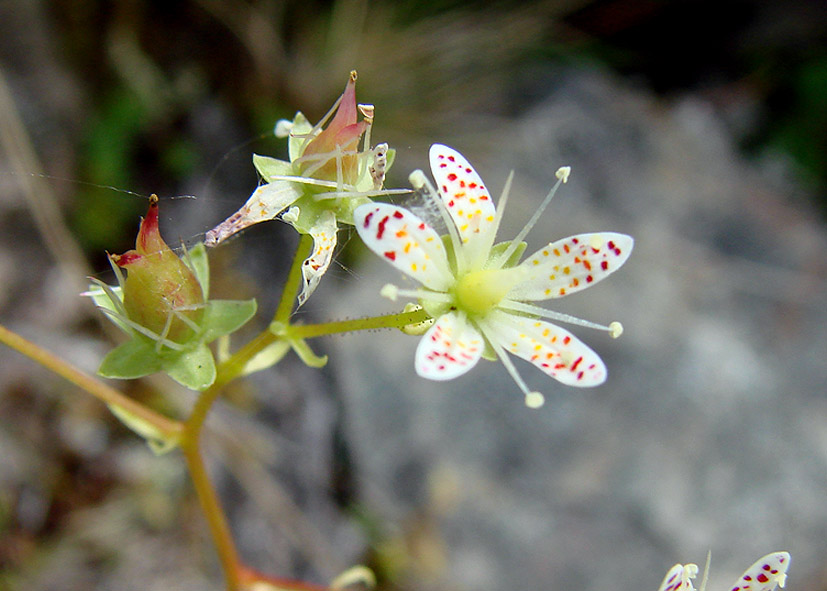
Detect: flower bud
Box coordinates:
(298, 70, 368, 184)
(110, 196, 204, 344)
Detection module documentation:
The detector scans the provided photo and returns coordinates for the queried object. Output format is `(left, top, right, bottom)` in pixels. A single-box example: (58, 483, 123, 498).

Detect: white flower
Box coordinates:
(204, 72, 405, 306)
(354, 145, 633, 408)
(656, 551, 790, 591)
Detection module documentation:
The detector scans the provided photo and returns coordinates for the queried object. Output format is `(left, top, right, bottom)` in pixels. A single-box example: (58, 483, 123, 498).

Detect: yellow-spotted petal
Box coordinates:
(354, 202, 453, 291)
(415, 311, 483, 380)
(510, 233, 633, 300)
(297, 210, 337, 306)
(429, 144, 496, 254)
(482, 310, 606, 386)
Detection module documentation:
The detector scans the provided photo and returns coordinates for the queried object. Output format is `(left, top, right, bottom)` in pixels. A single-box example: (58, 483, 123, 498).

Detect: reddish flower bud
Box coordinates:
(298, 70, 368, 184)
(110, 196, 204, 344)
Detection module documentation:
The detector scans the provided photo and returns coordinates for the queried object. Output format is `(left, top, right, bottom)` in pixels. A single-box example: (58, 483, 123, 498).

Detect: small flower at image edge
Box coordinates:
(205, 71, 405, 306)
(656, 551, 790, 591)
(86, 195, 256, 391)
(354, 145, 633, 408)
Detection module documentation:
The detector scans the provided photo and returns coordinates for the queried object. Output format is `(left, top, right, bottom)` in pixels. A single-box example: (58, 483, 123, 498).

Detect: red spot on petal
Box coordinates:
(563, 336, 571, 345)
(757, 574, 769, 583)
(586, 275, 593, 283)
(393, 210, 404, 219)
(601, 260, 609, 271)
(447, 173, 457, 181)
(447, 155, 455, 162)
(377, 215, 389, 239)
(384, 251, 396, 261)
(571, 356, 583, 371)
(363, 211, 374, 228)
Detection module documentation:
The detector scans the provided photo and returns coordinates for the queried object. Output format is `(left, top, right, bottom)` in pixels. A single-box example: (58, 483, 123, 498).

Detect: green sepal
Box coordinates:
(106, 403, 179, 455)
(185, 242, 210, 298)
(98, 338, 164, 379)
(240, 340, 291, 376)
(290, 338, 328, 368)
(488, 240, 527, 268)
(163, 344, 216, 391)
(253, 153, 293, 181)
(86, 282, 131, 334)
(200, 299, 257, 343)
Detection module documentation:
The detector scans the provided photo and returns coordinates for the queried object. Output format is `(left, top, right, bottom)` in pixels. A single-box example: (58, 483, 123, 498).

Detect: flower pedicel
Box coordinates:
(354, 145, 633, 408)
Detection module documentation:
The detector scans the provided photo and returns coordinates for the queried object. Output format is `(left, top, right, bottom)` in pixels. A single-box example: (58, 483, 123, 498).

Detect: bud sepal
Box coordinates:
(86, 197, 257, 390)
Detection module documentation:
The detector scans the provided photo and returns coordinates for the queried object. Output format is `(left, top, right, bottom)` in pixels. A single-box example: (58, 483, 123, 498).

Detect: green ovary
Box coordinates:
(454, 268, 522, 316)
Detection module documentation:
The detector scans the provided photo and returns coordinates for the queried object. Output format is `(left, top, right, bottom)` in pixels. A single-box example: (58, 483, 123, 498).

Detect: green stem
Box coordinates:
(286, 307, 430, 340)
(274, 233, 313, 324)
(0, 323, 182, 438)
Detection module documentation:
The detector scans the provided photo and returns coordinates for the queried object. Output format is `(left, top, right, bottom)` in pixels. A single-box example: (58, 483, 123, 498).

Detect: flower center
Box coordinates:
(454, 267, 523, 317)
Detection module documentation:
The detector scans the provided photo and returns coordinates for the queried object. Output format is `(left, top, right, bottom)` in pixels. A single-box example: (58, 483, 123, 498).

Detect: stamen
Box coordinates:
(555, 166, 571, 183)
(380, 283, 451, 304)
(498, 299, 616, 333)
(698, 551, 711, 591)
(282, 206, 300, 223)
(274, 119, 293, 138)
(409, 169, 468, 274)
(493, 170, 569, 268)
(478, 321, 544, 409)
(314, 188, 411, 201)
(524, 391, 546, 409)
(298, 85, 345, 155)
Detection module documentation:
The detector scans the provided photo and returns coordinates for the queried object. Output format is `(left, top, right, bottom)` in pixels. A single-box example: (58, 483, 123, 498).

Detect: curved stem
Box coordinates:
(275, 233, 313, 324)
(181, 437, 241, 591)
(0, 323, 182, 438)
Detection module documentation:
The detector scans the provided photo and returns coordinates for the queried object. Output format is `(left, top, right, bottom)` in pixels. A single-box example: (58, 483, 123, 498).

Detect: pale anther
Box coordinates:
(274, 119, 293, 138)
(380, 283, 399, 301)
(609, 321, 623, 339)
(525, 391, 545, 409)
(555, 166, 571, 183)
(282, 206, 300, 223)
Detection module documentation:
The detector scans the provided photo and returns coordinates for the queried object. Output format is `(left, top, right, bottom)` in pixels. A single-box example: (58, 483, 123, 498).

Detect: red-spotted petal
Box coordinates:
(657, 564, 698, 591)
(415, 312, 484, 380)
(482, 310, 606, 386)
(509, 233, 633, 300)
(429, 144, 496, 253)
(354, 202, 453, 291)
(730, 552, 790, 591)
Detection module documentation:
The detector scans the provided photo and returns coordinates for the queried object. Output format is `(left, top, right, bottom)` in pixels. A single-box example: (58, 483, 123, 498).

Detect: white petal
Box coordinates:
(415, 312, 483, 380)
(429, 144, 496, 256)
(482, 310, 606, 386)
(297, 210, 337, 307)
(353, 202, 453, 291)
(204, 181, 302, 247)
(729, 552, 790, 591)
(510, 233, 633, 300)
(657, 564, 698, 591)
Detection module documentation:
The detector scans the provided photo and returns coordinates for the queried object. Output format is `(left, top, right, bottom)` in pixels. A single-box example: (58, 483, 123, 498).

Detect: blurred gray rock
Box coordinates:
(320, 67, 827, 591)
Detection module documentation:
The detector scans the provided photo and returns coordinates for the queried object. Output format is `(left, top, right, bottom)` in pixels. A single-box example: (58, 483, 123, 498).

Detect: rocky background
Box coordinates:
(0, 2, 825, 591)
